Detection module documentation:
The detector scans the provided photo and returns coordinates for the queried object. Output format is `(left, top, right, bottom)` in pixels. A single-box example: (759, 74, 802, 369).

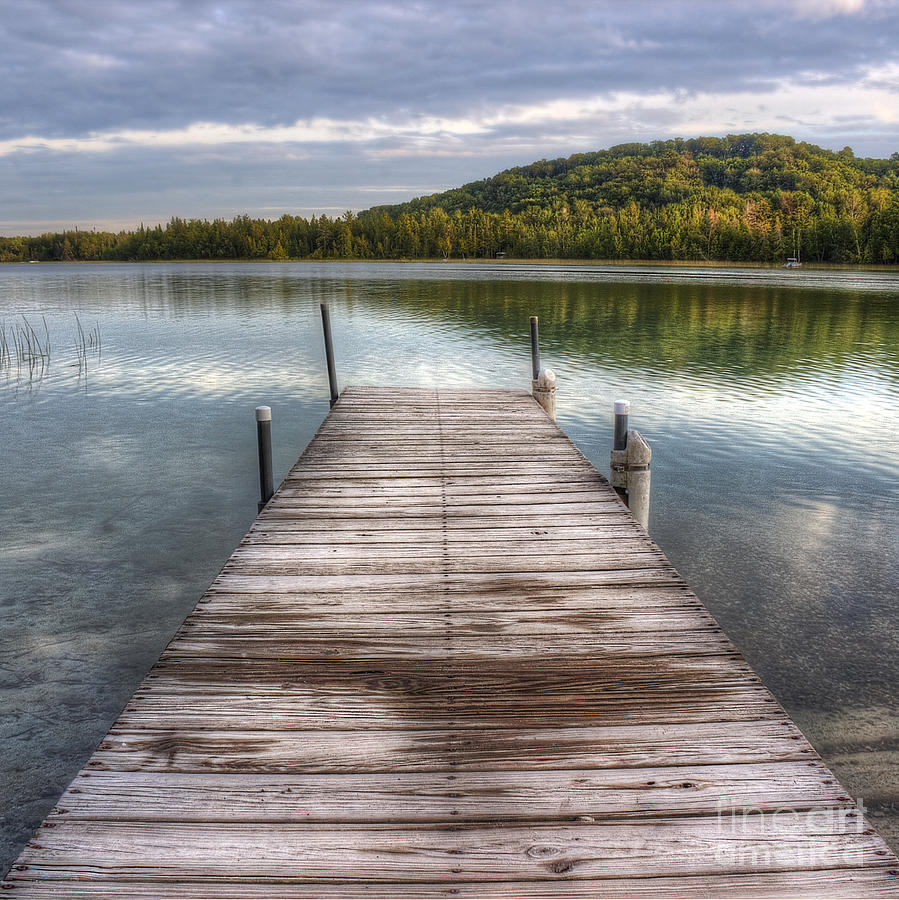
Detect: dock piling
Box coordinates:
(533, 368, 557, 419)
(610, 399, 652, 531)
(529, 315, 540, 381)
(320, 302, 339, 407)
(255, 405, 273, 512)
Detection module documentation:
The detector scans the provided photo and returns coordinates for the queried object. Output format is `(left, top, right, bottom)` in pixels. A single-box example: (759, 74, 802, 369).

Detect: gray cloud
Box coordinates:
(1, 0, 898, 232)
(3, 0, 897, 138)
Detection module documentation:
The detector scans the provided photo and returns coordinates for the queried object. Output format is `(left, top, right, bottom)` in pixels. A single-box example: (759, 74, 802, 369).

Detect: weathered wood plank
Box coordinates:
(160, 632, 741, 663)
(197, 585, 703, 614)
(265, 501, 625, 518)
(48, 763, 851, 823)
(228, 539, 657, 558)
(249, 513, 640, 530)
(220, 550, 669, 576)
(275, 482, 616, 499)
(91, 721, 816, 773)
(7, 870, 899, 899)
(286, 470, 602, 483)
(113, 694, 782, 732)
(179, 608, 719, 634)
(209, 569, 687, 593)
(9, 815, 889, 881)
(261, 504, 627, 521)
(298, 439, 574, 451)
(314, 423, 567, 434)
(277, 485, 614, 501)
(140, 653, 759, 686)
(239, 528, 649, 548)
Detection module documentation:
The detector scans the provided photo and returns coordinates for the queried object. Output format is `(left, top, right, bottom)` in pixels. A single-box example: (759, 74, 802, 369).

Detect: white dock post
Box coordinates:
(532, 368, 556, 420)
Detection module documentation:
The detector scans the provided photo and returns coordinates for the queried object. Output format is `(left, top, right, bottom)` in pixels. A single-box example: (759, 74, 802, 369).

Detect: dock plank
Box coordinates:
(47, 763, 851, 823)
(6, 871, 899, 899)
(10, 816, 889, 881)
(91, 721, 814, 773)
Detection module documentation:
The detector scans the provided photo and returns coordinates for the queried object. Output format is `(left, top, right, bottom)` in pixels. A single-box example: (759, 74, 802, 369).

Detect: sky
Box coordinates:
(1, 0, 898, 234)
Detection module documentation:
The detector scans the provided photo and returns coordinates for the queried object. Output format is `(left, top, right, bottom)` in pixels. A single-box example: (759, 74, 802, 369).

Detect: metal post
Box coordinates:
(609, 399, 652, 531)
(320, 302, 339, 407)
(613, 399, 629, 452)
(529, 316, 540, 382)
(256, 405, 273, 513)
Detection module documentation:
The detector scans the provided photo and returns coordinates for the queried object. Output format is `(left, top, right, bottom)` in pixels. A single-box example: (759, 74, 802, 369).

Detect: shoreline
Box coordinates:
(3, 257, 898, 271)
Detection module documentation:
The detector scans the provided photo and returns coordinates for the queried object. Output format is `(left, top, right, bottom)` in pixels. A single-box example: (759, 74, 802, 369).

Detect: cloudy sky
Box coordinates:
(1, 0, 898, 234)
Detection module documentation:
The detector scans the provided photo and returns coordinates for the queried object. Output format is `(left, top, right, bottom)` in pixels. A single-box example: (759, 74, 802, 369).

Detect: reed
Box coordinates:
(72, 314, 101, 372)
(0, 316, 52, 378)
(0, 314, 100, 381)
(74, 313, 86, 372)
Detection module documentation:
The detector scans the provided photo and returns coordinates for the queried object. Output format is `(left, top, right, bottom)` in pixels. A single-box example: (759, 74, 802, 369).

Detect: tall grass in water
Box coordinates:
(0, 315, 100, 381)
(73, 314, 102, 374)
(0, 316, 52, 379)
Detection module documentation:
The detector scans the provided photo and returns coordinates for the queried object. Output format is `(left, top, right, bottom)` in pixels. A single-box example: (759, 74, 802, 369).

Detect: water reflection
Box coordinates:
(1, 261, 897, 868)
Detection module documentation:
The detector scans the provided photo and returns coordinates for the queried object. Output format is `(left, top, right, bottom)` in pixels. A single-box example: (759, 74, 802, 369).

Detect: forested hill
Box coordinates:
(371, 133, 899, 220)
(3, 133, 899, 264)
(360, 133, 899, 263)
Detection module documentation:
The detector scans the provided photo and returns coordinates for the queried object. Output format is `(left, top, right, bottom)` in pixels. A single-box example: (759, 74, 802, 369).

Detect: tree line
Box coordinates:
(3, 133, 898, 264)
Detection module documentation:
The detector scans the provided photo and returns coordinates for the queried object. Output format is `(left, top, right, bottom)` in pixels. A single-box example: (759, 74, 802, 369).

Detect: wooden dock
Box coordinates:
(5, 386, 898, 897)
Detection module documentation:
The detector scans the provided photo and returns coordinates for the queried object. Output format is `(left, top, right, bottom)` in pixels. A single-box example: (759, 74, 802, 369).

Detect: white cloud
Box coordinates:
(60, 49, 124, 71)
(2, 73, 897, 161)
(863, 61, 899, 91)
(790, 0, 868, 18)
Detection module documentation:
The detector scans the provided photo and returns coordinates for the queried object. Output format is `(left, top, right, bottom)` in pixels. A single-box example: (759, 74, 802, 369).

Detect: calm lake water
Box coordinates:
(1, 260, 898, 869)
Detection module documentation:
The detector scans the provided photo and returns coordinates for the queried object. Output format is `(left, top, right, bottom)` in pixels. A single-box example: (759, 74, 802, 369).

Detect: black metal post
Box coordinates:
(612, 399, 629, 503)
(530, 315, 540, 381)
(613, 399, 630, 451)
(256, 405, 274, 512)
(320, 303, 339, 407)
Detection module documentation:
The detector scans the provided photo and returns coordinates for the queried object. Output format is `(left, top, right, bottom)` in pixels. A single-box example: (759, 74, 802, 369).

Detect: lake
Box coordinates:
(1, 260, 897, 870)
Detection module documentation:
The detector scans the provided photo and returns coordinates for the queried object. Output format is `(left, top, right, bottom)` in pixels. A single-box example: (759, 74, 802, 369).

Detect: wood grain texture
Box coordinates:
(90, 721, 814, 773)
(49, 763, 852, 823)
(9, 815, 891, 880)
(6, 870, 899, 899)
(4, 385, 897, 898)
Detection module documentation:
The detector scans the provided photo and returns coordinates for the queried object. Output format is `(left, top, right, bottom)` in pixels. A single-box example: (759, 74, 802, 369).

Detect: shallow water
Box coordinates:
(1, 261, 897, 869)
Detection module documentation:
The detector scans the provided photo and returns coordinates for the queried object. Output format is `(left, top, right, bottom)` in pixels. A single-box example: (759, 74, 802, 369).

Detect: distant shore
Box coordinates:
(4, 257, 897, 271)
